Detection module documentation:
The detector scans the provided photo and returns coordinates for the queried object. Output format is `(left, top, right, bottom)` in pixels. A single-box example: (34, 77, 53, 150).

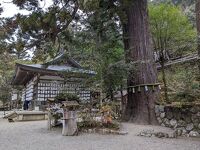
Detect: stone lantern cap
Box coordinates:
(61, 101, 79, 109)
(47, 98, 56, 103)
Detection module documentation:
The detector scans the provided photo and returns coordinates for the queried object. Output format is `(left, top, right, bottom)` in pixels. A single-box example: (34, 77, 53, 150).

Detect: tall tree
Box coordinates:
(196, 0, 200, 72)
(3, 0, 159, 124)
(1, 0, 79, 62)
(121, 0, 159, 124)
(149, 3, 196, 103)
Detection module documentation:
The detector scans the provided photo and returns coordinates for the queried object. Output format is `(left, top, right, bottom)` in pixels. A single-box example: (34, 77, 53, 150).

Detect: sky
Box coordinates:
(0, 0, 53, 17)
(1, 1, 29, 17)
(0, 0, 53, 58)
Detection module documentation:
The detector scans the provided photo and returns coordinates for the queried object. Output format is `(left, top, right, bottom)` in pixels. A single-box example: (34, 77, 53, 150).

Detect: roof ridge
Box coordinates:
(43, 53, 82, 68)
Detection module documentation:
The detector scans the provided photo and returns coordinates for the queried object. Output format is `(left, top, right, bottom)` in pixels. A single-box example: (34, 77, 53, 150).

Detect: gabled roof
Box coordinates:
(16, 64, 95, 74)
(43, 53, 82, 68)
(12, 54, 96, 85)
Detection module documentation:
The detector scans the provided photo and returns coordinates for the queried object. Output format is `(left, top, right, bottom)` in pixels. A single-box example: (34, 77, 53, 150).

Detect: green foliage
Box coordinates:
(173, 66, 200, 102)
(77, 120, 101, 130)
(78, 108, 120, 131)
(158, 64, 200, 102)
(0, 0, 199, 105)
(0, 0, 125, 99)
(0, 89, 10, 105)
(81, 0, 100, 11)
(54, 93, 80, 103)
(1, 0, 80, 62)
(0, 52, 31, 105)
(102, 61, 127, 97)
(149, 3, 196, 57)
(150, 0, 196, 26)
(77, 120, 120, 130)
(0, 52, 14, 104)
(149, 3, 196, 102)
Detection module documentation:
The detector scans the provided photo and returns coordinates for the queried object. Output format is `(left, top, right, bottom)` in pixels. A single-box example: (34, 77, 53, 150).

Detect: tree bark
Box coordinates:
(160, 54, 169, 103)
(196, 0, 200, 73)
(3, 102, 5, 116)
(109, 86, 114, 101)
(121, 0, 159, 124)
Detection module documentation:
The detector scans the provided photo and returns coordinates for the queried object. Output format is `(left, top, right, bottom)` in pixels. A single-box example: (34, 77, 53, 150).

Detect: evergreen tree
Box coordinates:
(196, 0, 200, 72)
(2, 0, 159, 124)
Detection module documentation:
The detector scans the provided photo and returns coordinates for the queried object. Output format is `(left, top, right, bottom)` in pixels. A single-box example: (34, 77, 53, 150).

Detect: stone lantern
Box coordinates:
(61, 101, 79, 136)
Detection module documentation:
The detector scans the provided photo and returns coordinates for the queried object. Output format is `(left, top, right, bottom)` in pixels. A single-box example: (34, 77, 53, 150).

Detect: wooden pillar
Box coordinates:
(62, 108, 78, 136)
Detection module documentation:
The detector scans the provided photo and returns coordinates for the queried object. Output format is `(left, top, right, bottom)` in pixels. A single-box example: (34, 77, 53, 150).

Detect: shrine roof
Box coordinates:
(12, 54, 95, 85)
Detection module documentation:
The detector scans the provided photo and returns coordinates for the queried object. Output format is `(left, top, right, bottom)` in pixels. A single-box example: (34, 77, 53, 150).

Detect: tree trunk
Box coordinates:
(196, 0, 200, 73)
(109, 86, 114, 101)
(160, 55, 169, 103)
(161, 62, 169, 103)
(3, 102, 5, 116)
(122, 0, 159, 124)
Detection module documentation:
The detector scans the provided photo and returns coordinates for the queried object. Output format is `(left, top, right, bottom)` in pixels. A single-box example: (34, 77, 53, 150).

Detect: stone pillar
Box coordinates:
(47, 110, 52, 130)
(62, 108, 78, 136)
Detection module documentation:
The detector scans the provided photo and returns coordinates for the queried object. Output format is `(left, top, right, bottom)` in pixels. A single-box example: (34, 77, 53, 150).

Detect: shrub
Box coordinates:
(54, 93, 80, 103)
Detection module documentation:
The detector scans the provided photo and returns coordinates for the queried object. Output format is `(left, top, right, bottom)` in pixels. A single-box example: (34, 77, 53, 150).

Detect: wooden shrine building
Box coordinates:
(11, 54, 95, 110)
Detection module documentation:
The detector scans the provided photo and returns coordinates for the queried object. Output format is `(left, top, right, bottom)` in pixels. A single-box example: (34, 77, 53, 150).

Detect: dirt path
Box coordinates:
(0, 119, 199, 150)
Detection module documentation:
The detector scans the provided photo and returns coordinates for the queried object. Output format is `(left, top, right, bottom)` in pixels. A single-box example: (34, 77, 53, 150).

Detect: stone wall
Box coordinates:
(155, 104, 200, 137)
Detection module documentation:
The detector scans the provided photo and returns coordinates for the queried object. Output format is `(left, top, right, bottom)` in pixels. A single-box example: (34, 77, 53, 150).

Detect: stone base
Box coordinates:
(4, 111, 48, 122)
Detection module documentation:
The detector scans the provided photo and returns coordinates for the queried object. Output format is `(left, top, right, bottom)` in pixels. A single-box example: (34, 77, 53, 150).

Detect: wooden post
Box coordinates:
(62, 108, 78, 136)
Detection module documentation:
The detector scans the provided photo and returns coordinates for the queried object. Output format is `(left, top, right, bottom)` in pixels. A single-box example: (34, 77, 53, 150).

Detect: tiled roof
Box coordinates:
(23, 64, 96, 75)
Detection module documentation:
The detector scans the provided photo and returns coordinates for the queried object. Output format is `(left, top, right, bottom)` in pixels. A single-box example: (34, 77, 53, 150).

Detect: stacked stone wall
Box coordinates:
(155, 104, 200, 137)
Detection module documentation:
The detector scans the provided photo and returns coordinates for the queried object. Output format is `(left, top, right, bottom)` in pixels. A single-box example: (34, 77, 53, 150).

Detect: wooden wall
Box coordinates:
(22, 75, 91, 107)
(21, 77, 35, 102)
(37, 75, 91, 102)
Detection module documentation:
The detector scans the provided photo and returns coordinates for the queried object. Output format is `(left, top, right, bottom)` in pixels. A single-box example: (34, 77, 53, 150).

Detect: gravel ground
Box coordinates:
(0, 118, 200, 150)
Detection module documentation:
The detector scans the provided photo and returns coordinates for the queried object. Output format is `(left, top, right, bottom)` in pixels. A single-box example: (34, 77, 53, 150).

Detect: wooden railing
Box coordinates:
(157, 53, 199, 69)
